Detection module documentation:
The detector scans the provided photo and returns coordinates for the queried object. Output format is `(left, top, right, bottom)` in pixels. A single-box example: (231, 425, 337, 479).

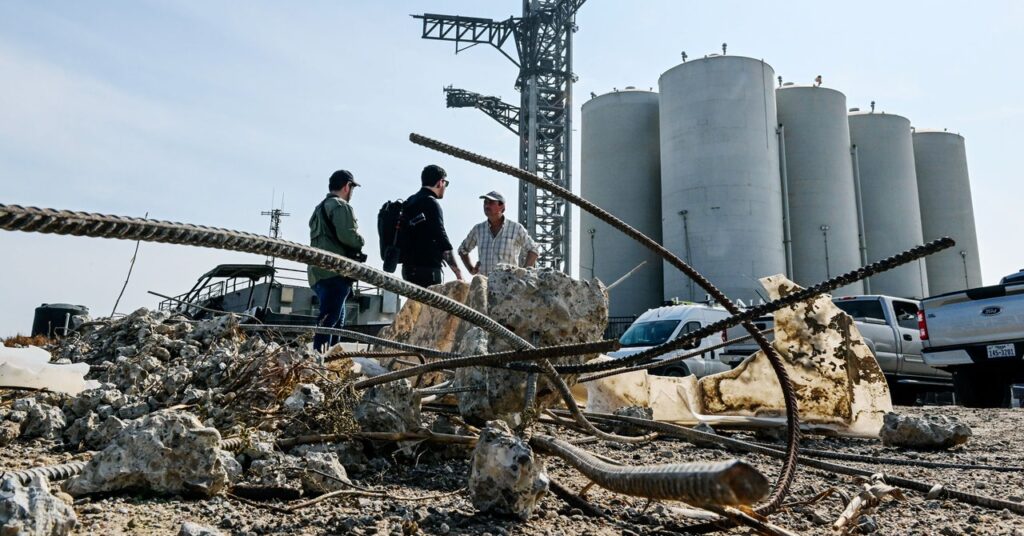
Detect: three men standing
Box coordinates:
(307, 170, 365, 352)
(307, 166, 539, 353)
(458, 190, 538, 276)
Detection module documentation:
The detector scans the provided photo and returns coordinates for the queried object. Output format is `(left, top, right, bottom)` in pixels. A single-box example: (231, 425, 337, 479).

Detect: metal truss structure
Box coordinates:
(414, 0, 586, 272)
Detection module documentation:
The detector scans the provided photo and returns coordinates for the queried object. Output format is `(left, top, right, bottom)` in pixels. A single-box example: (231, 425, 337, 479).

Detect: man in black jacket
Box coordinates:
(400, 165, 463, 287)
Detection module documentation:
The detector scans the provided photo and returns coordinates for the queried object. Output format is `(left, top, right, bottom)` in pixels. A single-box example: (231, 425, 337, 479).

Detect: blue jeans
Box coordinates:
(312, 276, 353, 352)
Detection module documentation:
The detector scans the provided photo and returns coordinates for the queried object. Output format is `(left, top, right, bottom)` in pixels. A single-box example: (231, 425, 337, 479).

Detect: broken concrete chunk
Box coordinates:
(248, 455, 303, 490)
(64, 410, 231, 497)
(612, 406, 653, 436)
(283, 383, 325, 413)
(0, 474, 78, 536)
(354, 379, 421, 433)
(696, 275, 893, 437)
(290, 442, 368, 471)
(178, 521, 223, 536)
(879, 412, 972, 449)
(468, 420, 548, 520)
(301, 452, 351, 493)
(84, 416, 127, 451)
(0, 421, 20, 447)
(20, 403, 67, 441)
(117, 401, 150, 420)
(63, 413, 100, 448)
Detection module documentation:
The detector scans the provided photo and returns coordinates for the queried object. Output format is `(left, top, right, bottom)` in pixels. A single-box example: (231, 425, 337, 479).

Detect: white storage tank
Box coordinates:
(848, 111, 928, 298)
(913, 130, 982, 294)
(776, 85, 864, 296)
(659, 55, 785, 303)
(580, 89, 665, 317)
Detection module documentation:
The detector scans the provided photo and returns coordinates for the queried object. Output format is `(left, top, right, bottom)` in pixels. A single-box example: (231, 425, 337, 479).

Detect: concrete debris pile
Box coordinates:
(379, 265, 608, 426)
(3, 309, 339, 450)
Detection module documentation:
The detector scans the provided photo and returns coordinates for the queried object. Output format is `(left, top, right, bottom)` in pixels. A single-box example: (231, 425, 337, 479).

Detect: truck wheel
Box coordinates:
(656, 364, 691, 378)
(953, 368, 1011, 408)
(888, 383, 919, 406)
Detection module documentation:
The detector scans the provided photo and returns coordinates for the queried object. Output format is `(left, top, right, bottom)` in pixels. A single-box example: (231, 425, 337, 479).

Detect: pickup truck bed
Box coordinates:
(921, 281, 1024, 407)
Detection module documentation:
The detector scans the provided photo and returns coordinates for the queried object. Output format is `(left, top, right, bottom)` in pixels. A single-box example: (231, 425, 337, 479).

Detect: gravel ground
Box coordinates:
(4, 405, 1024, 535)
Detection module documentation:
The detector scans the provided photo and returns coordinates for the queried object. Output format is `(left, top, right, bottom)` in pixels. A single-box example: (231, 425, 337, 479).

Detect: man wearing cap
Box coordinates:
(458, 190, 539, 277)
(399, 164, 463, 287)
(308, 169, 366, 352)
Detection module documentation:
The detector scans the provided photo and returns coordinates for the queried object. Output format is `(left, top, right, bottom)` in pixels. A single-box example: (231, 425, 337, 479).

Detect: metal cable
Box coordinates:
(749, 441, 1024, 473)
(410, 132, 802, 514)
(238, 324, 457, 360)
(352, 339, 618, 390)
(531, 434, 769, 507)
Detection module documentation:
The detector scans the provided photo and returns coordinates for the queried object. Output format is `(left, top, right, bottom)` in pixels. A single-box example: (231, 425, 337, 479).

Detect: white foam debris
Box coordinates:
(0, 346, 99, 395)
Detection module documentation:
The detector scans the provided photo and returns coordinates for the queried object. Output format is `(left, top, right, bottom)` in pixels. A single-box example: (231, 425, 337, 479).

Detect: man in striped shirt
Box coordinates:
(458, 191, 539, 276)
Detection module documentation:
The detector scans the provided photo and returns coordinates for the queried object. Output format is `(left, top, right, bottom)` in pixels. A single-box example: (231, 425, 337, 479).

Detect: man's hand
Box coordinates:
(469, 262, 480, 276)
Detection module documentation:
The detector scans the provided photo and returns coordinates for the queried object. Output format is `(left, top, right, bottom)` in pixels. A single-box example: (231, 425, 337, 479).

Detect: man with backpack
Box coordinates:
(397, 164, 463, 287)
(308, 169, 366, 352)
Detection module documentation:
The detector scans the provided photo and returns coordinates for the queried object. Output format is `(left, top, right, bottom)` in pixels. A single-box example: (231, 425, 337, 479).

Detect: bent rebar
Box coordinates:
(530, 434, 769, 507)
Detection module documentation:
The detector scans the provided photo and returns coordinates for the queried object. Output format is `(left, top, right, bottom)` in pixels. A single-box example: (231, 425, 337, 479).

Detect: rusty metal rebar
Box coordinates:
(531, 434, 769, 507)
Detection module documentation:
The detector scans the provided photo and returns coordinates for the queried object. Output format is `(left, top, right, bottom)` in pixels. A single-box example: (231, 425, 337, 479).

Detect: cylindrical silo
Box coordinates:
(776, 85, 864, 296)
(848, 111, 928, 298)
(913, 130, 982, 294)
(659, 55, 785, 303)
(580, 89, 664, 317)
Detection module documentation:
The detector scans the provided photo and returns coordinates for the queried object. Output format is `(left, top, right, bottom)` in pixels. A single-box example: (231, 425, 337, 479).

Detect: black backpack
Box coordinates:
(377, 199, 404, 272)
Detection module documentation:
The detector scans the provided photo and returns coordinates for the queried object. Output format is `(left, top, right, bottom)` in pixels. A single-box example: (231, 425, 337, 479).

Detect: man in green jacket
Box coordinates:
(308, 169, 365, 352)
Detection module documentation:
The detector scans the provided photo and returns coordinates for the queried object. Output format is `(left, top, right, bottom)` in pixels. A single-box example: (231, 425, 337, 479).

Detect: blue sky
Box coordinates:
(1, 1, 1021, 336)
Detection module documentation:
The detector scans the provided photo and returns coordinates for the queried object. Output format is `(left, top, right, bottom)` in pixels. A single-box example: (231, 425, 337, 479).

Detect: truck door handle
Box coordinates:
(903, 334, 913, 341)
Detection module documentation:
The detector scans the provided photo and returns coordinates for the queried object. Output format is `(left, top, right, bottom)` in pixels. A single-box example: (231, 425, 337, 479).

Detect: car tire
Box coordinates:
(654, 364, 691, 378)
(953, 368, 1011, 408)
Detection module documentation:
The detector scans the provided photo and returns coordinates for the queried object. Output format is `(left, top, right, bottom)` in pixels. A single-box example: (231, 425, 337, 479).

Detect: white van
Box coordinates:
(608, 303, 733, 377)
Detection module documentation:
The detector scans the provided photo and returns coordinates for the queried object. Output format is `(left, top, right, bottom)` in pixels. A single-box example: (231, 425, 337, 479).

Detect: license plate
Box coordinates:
(987, 343, 1016, 358)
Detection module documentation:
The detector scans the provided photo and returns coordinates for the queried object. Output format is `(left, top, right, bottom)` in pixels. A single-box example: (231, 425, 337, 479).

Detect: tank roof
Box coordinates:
(913, 128, 963, 137)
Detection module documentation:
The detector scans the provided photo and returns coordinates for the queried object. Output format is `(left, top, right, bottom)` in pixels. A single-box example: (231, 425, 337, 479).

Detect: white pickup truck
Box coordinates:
(920, 271, 1024, 407)
(721, 295, 951, 403)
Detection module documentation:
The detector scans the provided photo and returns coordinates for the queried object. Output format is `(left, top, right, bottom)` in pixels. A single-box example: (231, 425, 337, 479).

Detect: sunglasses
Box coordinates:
(442, 179, 450, 187)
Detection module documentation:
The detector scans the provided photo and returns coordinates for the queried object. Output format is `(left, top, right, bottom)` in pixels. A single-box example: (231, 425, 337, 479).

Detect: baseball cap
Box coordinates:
(329, 169, 360, 190)
(480, 191, 506, 203)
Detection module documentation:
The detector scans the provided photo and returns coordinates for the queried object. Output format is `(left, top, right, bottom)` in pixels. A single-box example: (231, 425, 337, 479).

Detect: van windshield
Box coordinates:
(619, 320, 680, 347)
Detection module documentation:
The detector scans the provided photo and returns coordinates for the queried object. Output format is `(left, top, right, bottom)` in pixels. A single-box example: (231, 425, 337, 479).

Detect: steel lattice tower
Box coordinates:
(414, 0, 585, 272)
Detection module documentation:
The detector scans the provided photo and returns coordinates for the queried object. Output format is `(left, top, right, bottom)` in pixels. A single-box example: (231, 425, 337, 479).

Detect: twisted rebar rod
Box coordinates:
(0, 204, 531, 352)
(352, 339, 618, 389)
(576, 329, 768, 384)
(1, 460, 89, 486)
(531, 434, 769, 507)
(238, 324, 457, 360)
(411, 132, 801, 513)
